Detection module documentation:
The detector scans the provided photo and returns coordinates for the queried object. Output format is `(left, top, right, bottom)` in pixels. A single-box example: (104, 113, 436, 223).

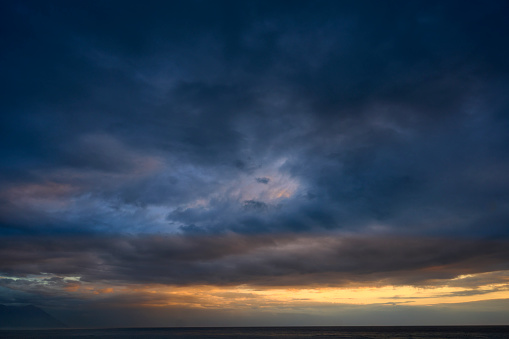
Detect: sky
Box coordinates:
(1, 0, 509, 328)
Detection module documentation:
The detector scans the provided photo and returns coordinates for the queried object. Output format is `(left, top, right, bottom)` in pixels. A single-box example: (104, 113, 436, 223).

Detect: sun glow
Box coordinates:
(43, 270, 509, 310)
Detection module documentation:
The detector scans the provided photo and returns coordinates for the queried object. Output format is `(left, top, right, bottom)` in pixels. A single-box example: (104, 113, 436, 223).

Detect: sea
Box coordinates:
(0, 326, 508, 339)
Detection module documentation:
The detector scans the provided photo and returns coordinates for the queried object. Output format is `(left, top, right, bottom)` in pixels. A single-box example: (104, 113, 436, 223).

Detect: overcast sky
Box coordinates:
(1, 0, 509, 327)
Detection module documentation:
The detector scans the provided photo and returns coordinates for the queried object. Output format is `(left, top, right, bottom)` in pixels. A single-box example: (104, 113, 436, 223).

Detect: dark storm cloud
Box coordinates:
(1, 234, 509, 287)
(1, 0, 509, 238)
(3, 1, 509, 328)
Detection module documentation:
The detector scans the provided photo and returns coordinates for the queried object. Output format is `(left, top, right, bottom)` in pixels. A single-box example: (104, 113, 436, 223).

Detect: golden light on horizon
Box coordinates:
(44, 270, 509, 310)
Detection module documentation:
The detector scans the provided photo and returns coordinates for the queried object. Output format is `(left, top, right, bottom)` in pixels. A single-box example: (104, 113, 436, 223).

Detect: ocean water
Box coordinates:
(0, 326, 508, 338)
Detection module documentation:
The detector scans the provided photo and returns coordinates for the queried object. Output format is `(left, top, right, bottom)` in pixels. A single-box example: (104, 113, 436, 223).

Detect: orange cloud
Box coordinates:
(56, 270, 509, 310)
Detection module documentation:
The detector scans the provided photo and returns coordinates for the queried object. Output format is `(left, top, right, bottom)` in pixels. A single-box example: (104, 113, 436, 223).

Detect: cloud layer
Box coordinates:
(1, 0, 509, 237)
(1, 0, 509, 326)
(1, 234, 509, 287)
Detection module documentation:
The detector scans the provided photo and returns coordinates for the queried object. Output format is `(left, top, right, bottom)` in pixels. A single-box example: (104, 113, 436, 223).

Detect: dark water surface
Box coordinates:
(1, 326, 508, 338)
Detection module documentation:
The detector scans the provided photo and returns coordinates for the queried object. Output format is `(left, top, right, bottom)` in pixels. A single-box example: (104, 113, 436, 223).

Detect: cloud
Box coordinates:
(1, 1, 509, 238)
(1, 234, 509, 287)
(1, 0, 509, 326)
(255, 177, 270, 184)
(243, 200, 269, 212)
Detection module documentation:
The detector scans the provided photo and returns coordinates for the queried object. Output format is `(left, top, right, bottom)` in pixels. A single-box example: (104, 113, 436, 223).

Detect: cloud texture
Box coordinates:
(1, 0, 509, 326)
